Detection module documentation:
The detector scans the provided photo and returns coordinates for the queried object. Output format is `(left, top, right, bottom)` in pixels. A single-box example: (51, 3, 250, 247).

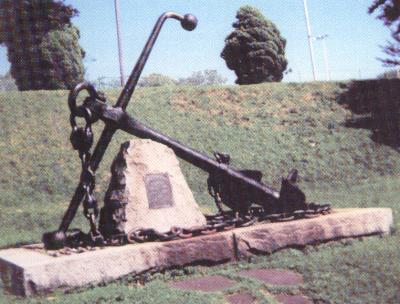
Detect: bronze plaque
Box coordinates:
(144, 173, 174, 209)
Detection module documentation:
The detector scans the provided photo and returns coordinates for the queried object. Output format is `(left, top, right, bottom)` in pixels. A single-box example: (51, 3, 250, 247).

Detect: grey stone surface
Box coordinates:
(274, 293, 313, 304)
(0, 208, 393, 296)
(234, 208, 393, 255)
(103, 139, 206, 234)
(226, 293, 256, 304)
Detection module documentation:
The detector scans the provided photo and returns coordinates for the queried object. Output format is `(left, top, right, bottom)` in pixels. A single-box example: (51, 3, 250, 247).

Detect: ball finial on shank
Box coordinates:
(181, 14, 198, 31)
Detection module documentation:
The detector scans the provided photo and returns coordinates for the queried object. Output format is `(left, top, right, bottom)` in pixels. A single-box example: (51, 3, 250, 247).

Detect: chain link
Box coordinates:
(63, 85, 332, 252)
(49, 203, 331, 256)
(69, 102, 104, 246)
(125, 203, 331, 244)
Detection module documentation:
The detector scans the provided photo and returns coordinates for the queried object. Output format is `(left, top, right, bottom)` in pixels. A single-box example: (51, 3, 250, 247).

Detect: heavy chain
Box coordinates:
(63, 87, 332, 251)
(126, 203, 331, 244)
(50, 203, 330, 255)
(69, 101, 104, 246)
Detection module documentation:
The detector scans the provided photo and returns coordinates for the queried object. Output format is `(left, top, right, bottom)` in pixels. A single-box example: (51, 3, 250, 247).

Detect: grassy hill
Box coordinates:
(0, 82, 399, 303)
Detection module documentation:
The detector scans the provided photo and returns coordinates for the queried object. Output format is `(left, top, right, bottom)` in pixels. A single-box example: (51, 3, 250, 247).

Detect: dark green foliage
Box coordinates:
(221, 6, 288, 84)
(369, 0, 400, 66)
(340, 79, 400, 147)
(0, 0, 85, 90)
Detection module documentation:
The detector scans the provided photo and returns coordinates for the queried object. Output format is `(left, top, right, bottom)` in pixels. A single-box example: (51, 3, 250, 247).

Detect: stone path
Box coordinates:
(226, 293, 256, 304)
(168, 275, 236, 292)
(274, 293, 313, 304)
(168, 268, 313, 304)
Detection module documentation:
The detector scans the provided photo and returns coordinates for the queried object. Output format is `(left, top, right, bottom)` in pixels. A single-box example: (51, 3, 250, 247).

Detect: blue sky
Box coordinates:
(0, 0, 394, 83)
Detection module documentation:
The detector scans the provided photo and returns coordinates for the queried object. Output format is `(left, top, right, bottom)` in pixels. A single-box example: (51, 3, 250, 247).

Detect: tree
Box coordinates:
(177, 70, 227, 86)
(0, 0, 85, 90)
(0, 71, 16, 91)
(178, 71, 205, 86)
(202, 69, 228, 85)
(93, 76, 121, 89)
(369, 0, 400, 66)
(138, 73, 177, 87)
(377, 68, 400, 78)
(221, 6, 288, 84)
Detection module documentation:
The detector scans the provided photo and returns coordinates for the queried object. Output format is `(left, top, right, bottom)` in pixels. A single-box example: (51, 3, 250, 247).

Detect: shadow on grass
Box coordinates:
(344, 114, 400, 149)
(339, 79, 400, 150)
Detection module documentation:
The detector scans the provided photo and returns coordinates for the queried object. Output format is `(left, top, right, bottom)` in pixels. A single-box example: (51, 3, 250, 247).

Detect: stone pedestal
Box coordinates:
(0, 208, 393, 296)
(101, 139, 206, 235)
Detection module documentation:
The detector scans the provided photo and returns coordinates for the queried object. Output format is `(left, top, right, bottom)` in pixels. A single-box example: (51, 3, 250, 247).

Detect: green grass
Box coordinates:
(0, 82, 399, 303)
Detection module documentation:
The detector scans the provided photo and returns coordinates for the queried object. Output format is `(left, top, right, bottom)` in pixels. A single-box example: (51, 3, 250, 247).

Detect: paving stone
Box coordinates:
(226, 293, 256, 304)
(274, 293, 313, 304)
(238, 269, 303, 286)
(168, 275, 236, 292)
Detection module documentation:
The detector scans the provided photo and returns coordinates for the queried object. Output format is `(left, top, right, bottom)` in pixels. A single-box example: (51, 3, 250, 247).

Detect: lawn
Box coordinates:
(0, 82, 398, 303)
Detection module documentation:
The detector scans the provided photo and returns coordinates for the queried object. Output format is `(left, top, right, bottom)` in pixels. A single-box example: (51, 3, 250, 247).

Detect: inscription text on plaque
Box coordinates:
(144, 173, 174, 209)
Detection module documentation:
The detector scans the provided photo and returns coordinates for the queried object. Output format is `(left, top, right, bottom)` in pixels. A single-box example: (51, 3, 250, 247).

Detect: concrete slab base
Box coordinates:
(0, 208, 393, 296)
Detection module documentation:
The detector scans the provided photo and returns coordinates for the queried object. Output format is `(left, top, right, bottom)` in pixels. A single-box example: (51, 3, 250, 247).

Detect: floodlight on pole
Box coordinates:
(315, 34, 331, 81)
(114, 0, 125, 86)
(303, 0, 317, 81)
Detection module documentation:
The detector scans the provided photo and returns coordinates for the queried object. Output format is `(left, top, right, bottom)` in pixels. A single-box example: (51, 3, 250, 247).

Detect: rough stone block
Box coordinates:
(101, 139, 206, 234)
(0, 208, 393, 296)
(234, 208, 393, 255)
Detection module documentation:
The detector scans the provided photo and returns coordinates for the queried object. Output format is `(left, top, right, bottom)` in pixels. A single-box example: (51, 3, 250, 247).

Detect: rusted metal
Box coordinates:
(43, 12, 198, 250)
(42, 11, 330, 250)
(69, 96, 309, 215)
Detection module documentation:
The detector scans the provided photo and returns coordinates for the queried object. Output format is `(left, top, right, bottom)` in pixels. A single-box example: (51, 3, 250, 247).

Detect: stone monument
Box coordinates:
(0, 9, 395, 298)
(99, 139, 206, 237)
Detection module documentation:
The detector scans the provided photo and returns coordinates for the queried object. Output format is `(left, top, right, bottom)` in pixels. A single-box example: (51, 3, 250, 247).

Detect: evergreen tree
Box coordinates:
(221, 6, 288, 84)
(369, 0, 400, 66)
(0, 0, 85, 90)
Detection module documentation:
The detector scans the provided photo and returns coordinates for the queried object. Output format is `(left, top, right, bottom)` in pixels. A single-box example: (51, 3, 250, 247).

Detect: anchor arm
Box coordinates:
(86, 101, 309, 216)
(84, 99, 285, 213)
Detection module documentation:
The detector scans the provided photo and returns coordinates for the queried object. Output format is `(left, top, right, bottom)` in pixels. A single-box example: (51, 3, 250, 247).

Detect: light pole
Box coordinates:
(303, 0, 317, 81)
(114, 0, 125, 86)
(315, 34, 331, 81)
